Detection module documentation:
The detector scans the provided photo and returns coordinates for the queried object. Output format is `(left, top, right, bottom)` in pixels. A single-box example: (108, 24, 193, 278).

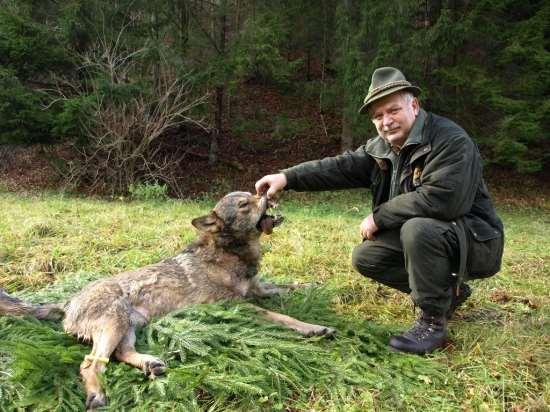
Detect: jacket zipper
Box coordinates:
(389, 152, 402, 199)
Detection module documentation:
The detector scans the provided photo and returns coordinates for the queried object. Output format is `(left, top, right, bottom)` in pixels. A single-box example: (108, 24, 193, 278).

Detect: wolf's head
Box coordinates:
(191, 192, 283, 241)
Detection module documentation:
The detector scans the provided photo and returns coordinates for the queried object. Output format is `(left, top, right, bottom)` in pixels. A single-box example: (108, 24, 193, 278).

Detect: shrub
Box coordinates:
(55, 36, 209, 196)
(271, 115, 309, 141)
(51, 95, 96, 144)
(128, 182, 169, 201)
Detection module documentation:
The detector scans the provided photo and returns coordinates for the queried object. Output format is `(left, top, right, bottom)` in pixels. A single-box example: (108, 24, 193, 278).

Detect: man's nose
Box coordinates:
(382, 113, 394, 127)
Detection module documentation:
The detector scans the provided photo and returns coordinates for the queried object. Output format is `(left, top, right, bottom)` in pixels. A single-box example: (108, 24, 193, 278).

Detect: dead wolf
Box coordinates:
(0, 192, 334, 409)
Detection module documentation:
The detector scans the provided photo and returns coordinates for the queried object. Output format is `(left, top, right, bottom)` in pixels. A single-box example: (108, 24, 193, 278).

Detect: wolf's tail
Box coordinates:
(0, 288, 64, 321)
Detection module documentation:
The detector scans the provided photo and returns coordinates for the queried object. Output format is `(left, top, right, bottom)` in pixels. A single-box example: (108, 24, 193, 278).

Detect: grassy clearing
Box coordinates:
(0, 189, 548, 411)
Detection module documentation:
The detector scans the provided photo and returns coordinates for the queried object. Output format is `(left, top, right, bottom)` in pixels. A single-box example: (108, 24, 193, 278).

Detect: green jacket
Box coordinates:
(283, 109, 504, 279)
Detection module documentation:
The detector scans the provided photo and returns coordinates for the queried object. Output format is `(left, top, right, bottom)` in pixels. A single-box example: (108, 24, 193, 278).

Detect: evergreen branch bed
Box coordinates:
(0, 276, 449, 411)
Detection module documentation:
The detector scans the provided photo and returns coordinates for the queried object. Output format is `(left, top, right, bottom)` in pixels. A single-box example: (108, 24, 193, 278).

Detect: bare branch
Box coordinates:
(52, 26, 211, 196)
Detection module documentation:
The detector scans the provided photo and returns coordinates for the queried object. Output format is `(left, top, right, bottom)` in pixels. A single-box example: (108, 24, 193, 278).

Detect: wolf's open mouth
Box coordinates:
(257, 213, 284, 234)
(256, 195, 284, 234)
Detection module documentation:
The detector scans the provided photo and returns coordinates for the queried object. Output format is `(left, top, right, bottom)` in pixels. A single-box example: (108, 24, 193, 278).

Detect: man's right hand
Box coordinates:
(255, 173, 287, 199)
(359, 213, 379, 241)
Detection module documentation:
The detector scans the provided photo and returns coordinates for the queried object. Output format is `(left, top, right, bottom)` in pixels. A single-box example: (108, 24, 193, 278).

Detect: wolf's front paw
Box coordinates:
(86, 391, 107, 410)
(144, 359, 166, 377)
(306, 325, 336, 338)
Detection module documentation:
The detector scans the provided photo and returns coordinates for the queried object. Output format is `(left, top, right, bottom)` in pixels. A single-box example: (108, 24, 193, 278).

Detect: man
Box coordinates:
(255, 67, 504, 354)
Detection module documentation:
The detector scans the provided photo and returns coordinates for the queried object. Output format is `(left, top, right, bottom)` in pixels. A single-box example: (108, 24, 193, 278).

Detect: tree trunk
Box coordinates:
(341, 111, 354, 152)
(340, 0, 354, 152)
(210, 86, 223, 165)
(209, 2, 227, 165)
(178, 0, 189, 51)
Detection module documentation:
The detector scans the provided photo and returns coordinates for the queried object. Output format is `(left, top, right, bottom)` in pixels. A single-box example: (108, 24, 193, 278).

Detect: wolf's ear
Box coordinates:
(192, 212, 224, 233)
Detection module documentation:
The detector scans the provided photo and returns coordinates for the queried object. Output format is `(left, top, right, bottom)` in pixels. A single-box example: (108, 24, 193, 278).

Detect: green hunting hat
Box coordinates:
(358, 67, 422, 114)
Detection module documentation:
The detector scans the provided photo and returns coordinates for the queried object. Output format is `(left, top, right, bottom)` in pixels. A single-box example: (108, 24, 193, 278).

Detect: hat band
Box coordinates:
(364, 80, 412, 103)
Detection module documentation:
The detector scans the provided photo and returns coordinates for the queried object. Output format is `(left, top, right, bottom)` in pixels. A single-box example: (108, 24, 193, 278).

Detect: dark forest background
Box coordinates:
(0, 0, 548, 196)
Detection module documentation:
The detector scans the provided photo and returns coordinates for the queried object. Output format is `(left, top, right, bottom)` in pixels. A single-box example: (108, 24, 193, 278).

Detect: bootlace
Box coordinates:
(408, 314, 440, 341)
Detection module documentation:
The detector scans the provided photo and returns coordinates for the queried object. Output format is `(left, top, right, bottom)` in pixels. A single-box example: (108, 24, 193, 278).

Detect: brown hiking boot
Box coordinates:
(389, 311, 447, 355)
(446, 283, 472, 319)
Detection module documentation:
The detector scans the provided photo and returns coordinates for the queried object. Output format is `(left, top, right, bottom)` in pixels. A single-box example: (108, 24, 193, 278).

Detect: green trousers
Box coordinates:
(351, 217, 460, 315)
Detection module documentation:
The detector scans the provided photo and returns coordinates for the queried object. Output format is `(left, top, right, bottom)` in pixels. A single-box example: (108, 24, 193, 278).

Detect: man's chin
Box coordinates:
(384, 134, 405, 146)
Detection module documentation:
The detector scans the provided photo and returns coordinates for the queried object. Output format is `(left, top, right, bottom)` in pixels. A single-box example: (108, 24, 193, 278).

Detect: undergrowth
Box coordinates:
(0, 190, 548, 411)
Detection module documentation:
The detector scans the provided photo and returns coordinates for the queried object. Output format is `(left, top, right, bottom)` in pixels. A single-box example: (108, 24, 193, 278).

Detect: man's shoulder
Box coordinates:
(427, 112, 469, 139)
(426, 112, 477, 157)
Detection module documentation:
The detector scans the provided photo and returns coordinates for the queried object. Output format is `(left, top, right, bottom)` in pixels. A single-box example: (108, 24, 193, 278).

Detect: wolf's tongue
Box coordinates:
(260, 216, 274, 234)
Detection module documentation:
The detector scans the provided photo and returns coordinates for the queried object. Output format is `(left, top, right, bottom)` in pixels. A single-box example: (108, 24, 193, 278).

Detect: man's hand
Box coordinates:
(255, 173, 287, 199)
(360, 213, 379, 241)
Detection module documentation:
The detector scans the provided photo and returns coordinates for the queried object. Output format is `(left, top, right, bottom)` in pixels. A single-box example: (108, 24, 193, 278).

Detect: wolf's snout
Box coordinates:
(267, 198, 279, 209)
(256, 193, 284, 234)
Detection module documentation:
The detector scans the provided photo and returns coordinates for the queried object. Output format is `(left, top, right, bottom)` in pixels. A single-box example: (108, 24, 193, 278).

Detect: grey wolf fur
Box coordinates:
(0, 192, 334, 409)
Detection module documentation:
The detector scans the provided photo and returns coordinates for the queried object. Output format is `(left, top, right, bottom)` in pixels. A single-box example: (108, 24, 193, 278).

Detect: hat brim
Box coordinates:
(358, 85, 421, 115)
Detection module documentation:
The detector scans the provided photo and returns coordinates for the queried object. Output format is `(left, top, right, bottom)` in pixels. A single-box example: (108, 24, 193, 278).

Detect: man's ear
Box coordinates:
(412, 96, 420, 115)
(191, 211, 224, 233)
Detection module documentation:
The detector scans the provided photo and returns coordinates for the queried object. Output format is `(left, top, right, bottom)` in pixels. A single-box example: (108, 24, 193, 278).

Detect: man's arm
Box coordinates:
(282, 146, 374, 192)
(373, 133, 481, 231)
(255, 147, 374, 198)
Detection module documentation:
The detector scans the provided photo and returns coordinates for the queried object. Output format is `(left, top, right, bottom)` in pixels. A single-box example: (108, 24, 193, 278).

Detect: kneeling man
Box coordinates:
(255, 67, 504, 354)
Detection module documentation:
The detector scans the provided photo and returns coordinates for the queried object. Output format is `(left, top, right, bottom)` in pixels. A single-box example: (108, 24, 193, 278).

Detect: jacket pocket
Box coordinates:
(466, 219, 504, 279)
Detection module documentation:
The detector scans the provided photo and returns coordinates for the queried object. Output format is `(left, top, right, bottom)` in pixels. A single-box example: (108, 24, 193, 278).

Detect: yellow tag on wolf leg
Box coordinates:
(84, 354, 110, 364)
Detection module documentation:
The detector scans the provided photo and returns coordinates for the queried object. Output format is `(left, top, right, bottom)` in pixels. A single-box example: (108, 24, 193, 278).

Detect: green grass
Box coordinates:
(0, 189, 548, 411)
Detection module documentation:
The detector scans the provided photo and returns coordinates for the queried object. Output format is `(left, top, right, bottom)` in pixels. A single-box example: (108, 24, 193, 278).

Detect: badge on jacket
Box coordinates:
(413, 166, 423, 187)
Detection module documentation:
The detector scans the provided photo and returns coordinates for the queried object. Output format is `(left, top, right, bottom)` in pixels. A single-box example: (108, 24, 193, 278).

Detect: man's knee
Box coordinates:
(400, 217, 441, 249)
(400, 217, 459, 266)
(351, 240, 397, 279)
(351, 241, 377, 277)
(351, 238, 410, 293)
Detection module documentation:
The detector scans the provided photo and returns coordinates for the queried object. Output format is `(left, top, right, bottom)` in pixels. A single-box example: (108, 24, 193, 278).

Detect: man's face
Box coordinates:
(369, 92, 419, 148)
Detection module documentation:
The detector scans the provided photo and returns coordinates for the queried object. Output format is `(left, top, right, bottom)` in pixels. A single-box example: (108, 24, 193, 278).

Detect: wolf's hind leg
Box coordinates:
(114, 326, 166, 377)
(81, 320, 128, 410)
(249, 280, 299, 297)
(249, 304, 336, 337)
(249, 279, 318, 298)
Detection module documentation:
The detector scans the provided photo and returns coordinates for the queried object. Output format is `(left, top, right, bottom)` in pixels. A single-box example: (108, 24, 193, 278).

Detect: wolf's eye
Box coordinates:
(238, 200, 249, 209)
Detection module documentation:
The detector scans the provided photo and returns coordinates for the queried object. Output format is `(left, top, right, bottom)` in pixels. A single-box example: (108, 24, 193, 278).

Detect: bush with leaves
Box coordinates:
(128, 182, 169, 201)
(0, 3, 70, 80)
(51, 30, 209, 196)
(0, 2, 73, 145)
